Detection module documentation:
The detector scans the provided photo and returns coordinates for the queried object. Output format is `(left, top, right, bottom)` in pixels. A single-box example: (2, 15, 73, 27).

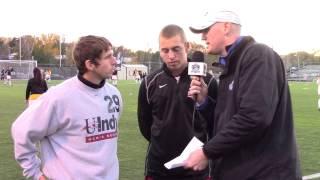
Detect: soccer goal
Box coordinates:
(0, 60, 37, 79)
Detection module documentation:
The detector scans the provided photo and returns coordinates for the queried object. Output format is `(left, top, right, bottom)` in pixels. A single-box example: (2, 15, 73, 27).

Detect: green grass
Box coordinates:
(289, 82, 320, 175)
(0, 80, 147, 180)
(0, 80, 319, 179)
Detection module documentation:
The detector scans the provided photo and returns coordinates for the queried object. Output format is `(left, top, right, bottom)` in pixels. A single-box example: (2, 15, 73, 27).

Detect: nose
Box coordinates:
(168, 50, 176, 59)
(112, 56, 117, 64)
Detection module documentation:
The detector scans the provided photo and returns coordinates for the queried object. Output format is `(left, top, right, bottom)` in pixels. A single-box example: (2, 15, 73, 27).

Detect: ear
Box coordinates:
(184, 42, 190, 52)
(84, 59, 95, 71)
(224, 22, 232, 36)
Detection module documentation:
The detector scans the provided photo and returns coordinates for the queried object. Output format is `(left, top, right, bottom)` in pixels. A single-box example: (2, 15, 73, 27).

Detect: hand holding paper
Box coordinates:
(164, 136, 203, 169)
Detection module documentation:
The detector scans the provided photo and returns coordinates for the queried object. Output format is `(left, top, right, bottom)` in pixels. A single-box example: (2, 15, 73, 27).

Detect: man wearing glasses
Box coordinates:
(137, 24, 218, 180)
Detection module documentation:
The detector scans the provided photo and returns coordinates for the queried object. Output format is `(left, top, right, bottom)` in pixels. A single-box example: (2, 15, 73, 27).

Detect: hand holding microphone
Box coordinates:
(187, 51, 208, 103)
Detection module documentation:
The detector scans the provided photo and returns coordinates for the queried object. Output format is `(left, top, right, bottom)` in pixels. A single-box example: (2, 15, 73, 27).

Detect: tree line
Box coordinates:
(0, 34, 319, 72)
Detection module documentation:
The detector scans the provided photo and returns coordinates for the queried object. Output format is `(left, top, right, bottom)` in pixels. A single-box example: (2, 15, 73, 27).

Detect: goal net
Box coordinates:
(0, 60, 38, 79)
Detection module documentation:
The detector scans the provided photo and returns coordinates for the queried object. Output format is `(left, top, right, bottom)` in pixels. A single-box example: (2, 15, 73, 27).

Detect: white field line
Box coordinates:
(303, 173, 320, 180)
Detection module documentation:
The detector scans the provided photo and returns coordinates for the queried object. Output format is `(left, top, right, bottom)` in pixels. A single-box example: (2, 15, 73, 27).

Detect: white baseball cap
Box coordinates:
(189, 10, 241, 33)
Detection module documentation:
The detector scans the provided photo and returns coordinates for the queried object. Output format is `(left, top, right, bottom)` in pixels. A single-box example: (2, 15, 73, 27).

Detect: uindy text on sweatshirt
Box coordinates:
(84, 95, 120, 143)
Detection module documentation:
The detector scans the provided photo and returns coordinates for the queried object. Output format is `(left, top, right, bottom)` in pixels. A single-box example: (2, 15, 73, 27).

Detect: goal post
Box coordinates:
(0, 60, 38, 79)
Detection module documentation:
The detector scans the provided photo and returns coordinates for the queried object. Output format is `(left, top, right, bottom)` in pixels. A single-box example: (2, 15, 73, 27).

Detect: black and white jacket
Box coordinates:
(138, 64, 217, 178)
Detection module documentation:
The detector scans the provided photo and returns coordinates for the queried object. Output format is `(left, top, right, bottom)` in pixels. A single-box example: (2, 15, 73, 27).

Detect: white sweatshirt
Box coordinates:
(11, 76, 123, 180)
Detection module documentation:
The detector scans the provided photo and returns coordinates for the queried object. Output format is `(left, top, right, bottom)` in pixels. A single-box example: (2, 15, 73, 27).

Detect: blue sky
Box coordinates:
(1, 0, 319, 55)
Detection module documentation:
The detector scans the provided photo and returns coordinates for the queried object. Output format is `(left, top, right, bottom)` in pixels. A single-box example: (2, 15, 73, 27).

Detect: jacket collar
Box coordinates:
(219, 36, 255, 76)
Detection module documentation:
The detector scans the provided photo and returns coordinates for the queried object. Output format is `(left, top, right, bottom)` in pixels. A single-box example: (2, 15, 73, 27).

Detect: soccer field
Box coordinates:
(0, 80, 319, 179)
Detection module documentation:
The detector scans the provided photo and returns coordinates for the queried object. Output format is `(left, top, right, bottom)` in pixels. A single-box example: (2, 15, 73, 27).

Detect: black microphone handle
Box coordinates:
(190, 75, 201, 101)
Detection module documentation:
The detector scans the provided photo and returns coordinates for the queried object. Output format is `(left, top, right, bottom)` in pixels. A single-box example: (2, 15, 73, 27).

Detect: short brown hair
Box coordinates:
(73, 35, 112, 75)
(159, 24, 187, 42)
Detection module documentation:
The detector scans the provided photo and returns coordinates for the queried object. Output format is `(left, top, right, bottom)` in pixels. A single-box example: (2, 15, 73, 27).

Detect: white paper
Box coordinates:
(164, 136, 204, 169)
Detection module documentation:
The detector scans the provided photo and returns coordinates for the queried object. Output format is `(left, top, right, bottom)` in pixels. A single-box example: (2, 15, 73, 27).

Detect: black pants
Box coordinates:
(145, 174, 212, 180)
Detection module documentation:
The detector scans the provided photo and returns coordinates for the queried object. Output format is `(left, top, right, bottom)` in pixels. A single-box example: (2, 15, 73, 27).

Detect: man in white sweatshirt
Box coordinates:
(11, 35, 123, 180)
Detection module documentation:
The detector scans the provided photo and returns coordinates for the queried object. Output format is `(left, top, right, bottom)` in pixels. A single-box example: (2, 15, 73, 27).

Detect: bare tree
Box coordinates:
(21, 35, 35, 60)
(0, 37, 10, 59)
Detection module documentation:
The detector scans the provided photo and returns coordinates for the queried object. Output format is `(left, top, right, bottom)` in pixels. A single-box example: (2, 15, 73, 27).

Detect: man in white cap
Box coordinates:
(184, 10, 302, 180)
